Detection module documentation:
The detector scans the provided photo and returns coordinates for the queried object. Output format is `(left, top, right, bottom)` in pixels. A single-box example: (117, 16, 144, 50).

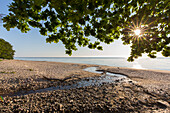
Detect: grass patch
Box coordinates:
(10, 72, 16, 74)
(0, 71, 15, 74)
(0, 59, 3, 61)
(0, 71, 6, 74)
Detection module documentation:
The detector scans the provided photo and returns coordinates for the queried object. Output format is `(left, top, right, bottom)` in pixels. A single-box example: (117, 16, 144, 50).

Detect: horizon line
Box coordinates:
(14, 56, 127, 58)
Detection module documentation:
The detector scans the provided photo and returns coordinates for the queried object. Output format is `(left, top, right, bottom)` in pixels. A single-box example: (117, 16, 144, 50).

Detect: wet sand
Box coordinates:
(98, 66, 170, 94)
(0, 60, 169, 112)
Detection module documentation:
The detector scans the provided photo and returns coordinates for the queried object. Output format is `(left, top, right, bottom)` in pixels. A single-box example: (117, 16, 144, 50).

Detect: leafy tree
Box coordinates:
(0, 38, 15, 59)
(3, 0, 170, 61)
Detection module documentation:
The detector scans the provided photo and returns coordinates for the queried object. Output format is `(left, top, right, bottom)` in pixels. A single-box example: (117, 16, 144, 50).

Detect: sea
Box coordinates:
(14, 57, 170, 71)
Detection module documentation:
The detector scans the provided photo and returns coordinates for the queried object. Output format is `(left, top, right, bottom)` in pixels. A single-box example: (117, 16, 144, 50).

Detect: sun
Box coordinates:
(134, 29, 141, 36)
(122, 17, 149, 44)
(122, 15, 159, 47)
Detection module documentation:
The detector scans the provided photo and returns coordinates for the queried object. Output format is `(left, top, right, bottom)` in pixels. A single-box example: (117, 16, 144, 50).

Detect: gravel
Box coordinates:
(0, 60, 169, 112)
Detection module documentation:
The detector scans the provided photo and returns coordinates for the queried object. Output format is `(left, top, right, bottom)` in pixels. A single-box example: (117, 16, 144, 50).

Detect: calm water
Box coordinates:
(7, 67, 129, 97)
(15, 57, 170, 71)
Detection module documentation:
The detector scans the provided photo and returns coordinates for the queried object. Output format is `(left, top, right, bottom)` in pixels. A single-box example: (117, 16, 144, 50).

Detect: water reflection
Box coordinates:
(8, 67, 129, 96)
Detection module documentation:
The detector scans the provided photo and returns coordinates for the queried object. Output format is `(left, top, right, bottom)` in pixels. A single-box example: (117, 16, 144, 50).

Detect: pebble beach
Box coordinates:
(0, 60, 169, 112)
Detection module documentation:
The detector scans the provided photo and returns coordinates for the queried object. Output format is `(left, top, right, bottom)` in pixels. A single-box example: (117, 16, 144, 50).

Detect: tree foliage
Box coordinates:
(0, 38, 15, 59)
(3, 0, 170, 61)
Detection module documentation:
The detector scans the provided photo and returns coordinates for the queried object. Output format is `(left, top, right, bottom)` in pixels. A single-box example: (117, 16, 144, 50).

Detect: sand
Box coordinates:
(0, 60, 169, 112)
(98, 65, 170, 94)
(0, 60, 99, 95)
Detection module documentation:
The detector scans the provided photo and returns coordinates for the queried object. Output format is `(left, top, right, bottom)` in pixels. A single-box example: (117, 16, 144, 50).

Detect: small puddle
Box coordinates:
(84, 67, 126, 77)
(7, 67, 129, 96)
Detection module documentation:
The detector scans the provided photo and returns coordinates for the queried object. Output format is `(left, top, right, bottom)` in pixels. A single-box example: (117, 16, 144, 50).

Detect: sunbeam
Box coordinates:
(134, 29, 141, 36)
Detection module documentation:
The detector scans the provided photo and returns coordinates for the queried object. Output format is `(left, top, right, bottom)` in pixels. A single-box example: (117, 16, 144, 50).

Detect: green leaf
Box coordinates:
(97, 46, 103, 50)
(2, 0, 170, 61)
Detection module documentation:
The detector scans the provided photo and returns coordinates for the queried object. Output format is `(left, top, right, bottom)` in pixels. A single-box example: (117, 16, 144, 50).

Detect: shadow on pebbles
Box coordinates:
(0, 78, 169, 113)
(0, 61, 169, 112)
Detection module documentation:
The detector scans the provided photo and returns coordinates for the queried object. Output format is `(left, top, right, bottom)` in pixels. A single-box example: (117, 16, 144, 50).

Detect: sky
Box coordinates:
(0, 0, 134, 57)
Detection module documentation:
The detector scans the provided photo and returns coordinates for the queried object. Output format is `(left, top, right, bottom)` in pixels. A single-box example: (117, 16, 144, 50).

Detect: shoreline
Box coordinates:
(14, 57, 170, 72)
(0, 60, 169, 112)
(12, 59, 170, 76)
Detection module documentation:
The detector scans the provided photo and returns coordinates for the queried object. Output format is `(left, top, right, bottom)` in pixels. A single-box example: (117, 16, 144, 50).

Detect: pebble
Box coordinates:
(0, 60, 169, 112)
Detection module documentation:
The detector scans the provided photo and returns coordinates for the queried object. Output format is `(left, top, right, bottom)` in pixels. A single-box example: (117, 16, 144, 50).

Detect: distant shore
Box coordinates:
(0, 60, 169, 112)
(14, 57, 170, 72)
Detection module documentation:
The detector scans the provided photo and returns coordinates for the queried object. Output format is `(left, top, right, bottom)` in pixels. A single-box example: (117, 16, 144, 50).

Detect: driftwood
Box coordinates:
(101, 70, 107, 75)
(42, 74, 80, 82)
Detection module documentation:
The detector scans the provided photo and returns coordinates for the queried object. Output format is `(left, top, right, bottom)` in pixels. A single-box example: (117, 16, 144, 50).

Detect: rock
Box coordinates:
(115, 79, 120, 82)
(157, 100, 169, 108)
(69, 100, 73, 103)
(59, 104, 64, 111)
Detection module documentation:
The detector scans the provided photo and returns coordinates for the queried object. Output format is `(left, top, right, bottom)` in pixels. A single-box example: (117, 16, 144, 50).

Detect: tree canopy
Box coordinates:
(3, 0, 170, 61)
(0, 38, 15, 59)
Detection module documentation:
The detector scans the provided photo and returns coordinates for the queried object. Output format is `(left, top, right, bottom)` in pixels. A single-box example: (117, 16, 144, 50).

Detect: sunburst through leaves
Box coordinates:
(122, 16, 154, 46)
(134, 29, 141, 36)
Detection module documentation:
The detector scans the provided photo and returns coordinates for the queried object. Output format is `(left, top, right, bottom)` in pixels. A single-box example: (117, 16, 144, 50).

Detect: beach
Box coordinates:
(0, 60, 169, 112)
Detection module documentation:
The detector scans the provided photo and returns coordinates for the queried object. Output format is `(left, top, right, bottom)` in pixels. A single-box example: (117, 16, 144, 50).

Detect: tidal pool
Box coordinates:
(8, 67, 130, 96)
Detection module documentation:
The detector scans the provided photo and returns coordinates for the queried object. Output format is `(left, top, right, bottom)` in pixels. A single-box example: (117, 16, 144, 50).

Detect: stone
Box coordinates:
(157, 100, 169, 108)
